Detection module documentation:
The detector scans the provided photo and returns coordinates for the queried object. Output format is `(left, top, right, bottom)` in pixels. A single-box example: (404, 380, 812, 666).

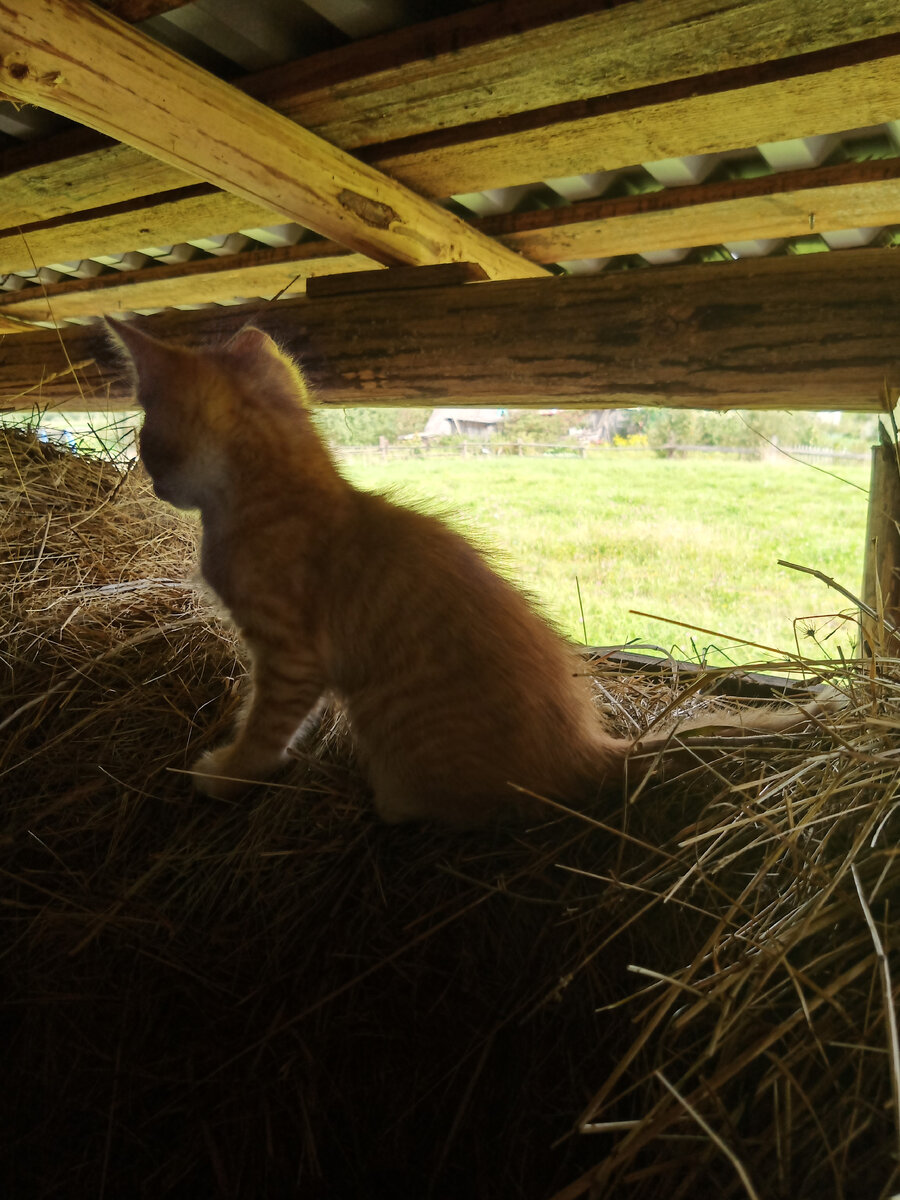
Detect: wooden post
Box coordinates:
(861, 429, 900, 653)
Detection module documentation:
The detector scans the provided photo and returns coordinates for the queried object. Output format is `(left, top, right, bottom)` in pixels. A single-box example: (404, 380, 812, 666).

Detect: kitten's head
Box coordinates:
(108, 319, 305, 510)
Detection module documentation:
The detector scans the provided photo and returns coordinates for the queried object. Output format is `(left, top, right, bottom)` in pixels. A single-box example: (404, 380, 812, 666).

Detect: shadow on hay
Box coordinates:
(5, 427, 900, 1200)
(0, 426, 664, 1197)
(3, 741, 668, 1199)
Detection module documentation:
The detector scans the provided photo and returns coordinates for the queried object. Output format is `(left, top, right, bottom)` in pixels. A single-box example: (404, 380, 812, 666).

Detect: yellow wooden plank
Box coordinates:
(260, 0, 900, 149)
(5, 0, 900, 228)
(482, 161, 900, 261)
(0, 0, 543, 281)
(379, 51, 900, 196)
(1, 189, 285, 276)
(11, 153, 900, 295)
(0, 250, 377, 323)
(6, 45, 900, 278)
(0, 139, 200, 228)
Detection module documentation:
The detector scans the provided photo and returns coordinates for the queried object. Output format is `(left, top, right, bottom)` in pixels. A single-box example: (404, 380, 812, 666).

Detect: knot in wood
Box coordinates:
(337, 190, 399, 231)
(2, 59, 60, 86)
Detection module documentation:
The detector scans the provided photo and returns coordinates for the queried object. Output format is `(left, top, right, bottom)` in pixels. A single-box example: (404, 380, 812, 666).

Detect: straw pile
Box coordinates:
(2, 425, 898, 1199)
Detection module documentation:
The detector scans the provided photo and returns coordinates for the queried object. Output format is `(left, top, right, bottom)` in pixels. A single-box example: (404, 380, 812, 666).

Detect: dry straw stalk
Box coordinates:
(2, 425, 898, 1199)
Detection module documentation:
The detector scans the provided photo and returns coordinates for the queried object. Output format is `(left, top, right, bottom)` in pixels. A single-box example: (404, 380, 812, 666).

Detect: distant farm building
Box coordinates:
(423, 408, 507, 439)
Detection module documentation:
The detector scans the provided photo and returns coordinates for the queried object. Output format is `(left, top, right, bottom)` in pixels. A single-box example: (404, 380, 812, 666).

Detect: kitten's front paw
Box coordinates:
(191, 746, 252, 800)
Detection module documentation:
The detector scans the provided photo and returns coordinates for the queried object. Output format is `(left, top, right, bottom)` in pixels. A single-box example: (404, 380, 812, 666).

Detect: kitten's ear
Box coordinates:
(225, 324, 312, 406)
(106, 316, 180, 389)
(226, 326, 279, 359)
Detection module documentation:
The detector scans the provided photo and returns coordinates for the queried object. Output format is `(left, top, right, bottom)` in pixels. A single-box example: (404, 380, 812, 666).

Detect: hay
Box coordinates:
(2, 425, 898, 1199)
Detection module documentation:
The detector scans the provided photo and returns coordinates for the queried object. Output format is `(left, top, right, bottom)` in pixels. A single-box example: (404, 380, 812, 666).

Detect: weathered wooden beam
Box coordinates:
(0, 241, 374, 323)
(2, 249, 899, 413)
(0, 257, 487, 325)
(95, 0, 193, 19)
(7, 152, 900, 312)
(0, 130, 198, 230)
(6, 153, 900, 327)
(0, 187, 283, 278)
(246, 0, 900, 150)
(480, 159, 900, 263)
(305, 262, 487, 299)
(0, 0, 543, 282)
(2, 3, 899, 250)
(374, 37, 900, 197)
(5, 1, 900, 222)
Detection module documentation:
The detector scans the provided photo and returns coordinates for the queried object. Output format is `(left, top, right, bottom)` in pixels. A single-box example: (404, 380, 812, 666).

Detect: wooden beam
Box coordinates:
(0, 0, 543, 282)
(95, 1, 194, 19)
(0, 242, 375, 324)
(1, 187, 289, 277)
(243, 0, 900, 149)
(373, 38, 900, 196)
(0, 257, 488, 325)
(94, 0, 193, 19)
(0, 131, 197, 230)
(305, 262, 487, 299)
(480, 159, 900, 262)
(6, 159, 900, 327)
(2, 249, 899, 413)
(12, 153, 900, 285)
(7, 150, 900, 287)
(2, 4, 900, 240)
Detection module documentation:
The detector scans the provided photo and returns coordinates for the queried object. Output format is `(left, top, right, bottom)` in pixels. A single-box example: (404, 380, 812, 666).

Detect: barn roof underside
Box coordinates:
(2, 0, 900, 412)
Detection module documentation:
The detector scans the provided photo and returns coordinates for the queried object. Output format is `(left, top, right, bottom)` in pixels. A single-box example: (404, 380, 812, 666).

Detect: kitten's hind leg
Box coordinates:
(370, 772, 509, 828)
(192, 654, 325, 800)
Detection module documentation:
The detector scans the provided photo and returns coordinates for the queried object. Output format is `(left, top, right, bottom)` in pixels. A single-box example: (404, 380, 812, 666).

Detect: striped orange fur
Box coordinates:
(108, 320, 823, 825)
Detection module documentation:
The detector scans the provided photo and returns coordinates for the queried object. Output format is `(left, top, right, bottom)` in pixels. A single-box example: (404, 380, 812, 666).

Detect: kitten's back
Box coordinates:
(313, 487, 625, 824)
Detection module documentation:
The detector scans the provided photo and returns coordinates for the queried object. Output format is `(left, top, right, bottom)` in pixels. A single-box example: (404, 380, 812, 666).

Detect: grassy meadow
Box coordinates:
(340, 450, 871, 668)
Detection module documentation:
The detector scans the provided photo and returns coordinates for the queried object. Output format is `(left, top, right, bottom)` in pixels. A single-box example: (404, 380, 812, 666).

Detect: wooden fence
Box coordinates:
(335, 441, 869, 463)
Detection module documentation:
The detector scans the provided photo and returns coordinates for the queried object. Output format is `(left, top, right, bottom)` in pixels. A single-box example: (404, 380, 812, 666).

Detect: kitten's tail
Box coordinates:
(613, 685, 843, 790)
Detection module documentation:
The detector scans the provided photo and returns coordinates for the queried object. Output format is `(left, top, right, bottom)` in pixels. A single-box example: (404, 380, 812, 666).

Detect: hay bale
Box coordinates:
(2, 426, 897, 1199)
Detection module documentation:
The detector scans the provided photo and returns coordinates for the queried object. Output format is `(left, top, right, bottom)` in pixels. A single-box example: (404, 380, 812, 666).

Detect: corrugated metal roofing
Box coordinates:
(2, 0, 900, 328)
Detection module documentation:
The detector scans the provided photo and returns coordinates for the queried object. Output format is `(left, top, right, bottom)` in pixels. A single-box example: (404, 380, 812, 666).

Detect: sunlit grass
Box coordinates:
(340, 451, 871, 667)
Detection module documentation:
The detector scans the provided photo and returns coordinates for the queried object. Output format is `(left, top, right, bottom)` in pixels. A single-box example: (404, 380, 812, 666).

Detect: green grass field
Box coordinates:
(340, 450, 871, 667)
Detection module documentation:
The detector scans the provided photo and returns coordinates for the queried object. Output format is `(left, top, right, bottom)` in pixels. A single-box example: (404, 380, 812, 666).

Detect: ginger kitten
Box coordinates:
(108, 320, 821, 825)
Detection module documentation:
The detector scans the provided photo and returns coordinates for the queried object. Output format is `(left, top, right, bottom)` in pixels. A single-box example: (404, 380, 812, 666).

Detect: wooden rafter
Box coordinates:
(94, 1, 193, 19)
(5, 1, 900, 221)
(6, 51, 900, 277)
(244, 0, 900, 149)
(2, 3, 900, 264)
(0, 0, 543, 282)
(6, 158, 900, 324)
(0, 130, 194, 230)
(2, 250, 899, 413)
(0, 241, 374, 324)
(1, 188, 286, 277)
(480, 159, 900, 262)
(375, 38, 900, 197)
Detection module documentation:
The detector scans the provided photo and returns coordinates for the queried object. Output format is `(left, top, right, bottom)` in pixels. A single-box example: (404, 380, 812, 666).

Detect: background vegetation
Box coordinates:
(6, 403, 877, 456)
(4, 405, 876, 667)
(341, 452, 871, 667)
(315, 404, 880, 454)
